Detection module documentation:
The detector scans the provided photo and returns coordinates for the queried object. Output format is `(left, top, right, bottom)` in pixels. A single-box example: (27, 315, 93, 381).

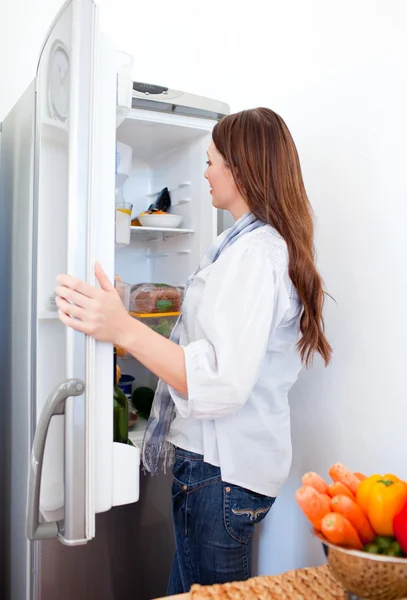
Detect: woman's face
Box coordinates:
(204, 140, 248, 219)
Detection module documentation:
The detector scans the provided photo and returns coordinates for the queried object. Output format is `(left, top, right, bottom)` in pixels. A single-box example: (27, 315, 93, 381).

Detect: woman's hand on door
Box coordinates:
(55, 262, 131, 346)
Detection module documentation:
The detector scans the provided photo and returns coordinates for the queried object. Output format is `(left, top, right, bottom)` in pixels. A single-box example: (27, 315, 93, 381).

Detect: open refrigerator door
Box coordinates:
(26, 0, 139, 551)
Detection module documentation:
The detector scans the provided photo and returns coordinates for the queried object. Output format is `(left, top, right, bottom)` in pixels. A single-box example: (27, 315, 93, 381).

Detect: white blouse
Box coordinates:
(167, 225, 303, 497)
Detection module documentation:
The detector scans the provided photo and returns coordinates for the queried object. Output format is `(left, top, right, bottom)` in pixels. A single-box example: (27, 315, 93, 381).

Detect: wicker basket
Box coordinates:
(189, 565, 347, 599)
(316, 531, 407, 600)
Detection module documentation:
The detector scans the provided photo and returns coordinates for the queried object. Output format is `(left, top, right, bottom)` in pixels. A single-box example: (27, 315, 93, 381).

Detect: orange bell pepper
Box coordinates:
(383, 473, 403, 484)
(356, 474, 407, 536)
(356, 475, 383, 513)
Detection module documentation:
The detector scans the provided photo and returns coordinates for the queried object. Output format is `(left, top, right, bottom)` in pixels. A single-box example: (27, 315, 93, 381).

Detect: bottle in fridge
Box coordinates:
(113, 348, 128, 444)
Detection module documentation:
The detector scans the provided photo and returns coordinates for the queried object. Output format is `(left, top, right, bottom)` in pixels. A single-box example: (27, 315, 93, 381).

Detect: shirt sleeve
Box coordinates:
(169, 241, 284, 420)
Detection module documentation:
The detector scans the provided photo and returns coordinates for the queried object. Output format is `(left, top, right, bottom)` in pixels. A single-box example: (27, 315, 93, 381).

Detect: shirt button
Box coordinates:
(225, 487, 231, 493)
(183, 485, 187, 491)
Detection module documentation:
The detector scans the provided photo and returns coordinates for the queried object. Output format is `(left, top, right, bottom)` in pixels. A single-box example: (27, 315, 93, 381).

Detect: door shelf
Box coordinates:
(38, 310, 59, 320)
(112, 441, 140, 506)
(130, 226, 194, 241)
(128, 417, 148, 448)
(41, 118, 69, 144)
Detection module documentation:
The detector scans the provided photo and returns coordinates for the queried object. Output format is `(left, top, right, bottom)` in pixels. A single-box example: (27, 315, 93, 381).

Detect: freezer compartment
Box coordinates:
(112, 441, 140, 506)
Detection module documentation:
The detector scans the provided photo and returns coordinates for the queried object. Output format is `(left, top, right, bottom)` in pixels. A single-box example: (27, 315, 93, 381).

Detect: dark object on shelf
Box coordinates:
(148, 187, 171, 213)
(131, 386, 155, 420)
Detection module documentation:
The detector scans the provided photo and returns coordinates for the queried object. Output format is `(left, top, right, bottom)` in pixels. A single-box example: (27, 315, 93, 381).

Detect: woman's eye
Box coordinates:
(206, 160, 211, 166)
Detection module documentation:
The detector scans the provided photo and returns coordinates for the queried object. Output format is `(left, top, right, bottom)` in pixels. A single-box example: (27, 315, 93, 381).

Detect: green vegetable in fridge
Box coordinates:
(156, 299, 173, 312)
(152, 319, 173, 338)
(131, 386, 155, 419)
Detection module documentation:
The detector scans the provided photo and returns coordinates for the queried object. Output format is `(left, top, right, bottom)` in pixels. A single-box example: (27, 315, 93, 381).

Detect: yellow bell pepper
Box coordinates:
(356, 474, 407, 536)
(356, 474, 382, 513)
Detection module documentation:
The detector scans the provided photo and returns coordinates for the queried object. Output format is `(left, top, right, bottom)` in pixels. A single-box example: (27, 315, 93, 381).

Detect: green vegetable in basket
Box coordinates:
(363, 535, 406, 557)
(374, 535, 395, 553)
(383, 541, 405, 557)
(364, 542, 380, 554)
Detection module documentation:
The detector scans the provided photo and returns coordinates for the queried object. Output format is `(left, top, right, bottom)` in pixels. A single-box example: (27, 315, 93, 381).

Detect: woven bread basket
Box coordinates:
(189, 565, 347, 599)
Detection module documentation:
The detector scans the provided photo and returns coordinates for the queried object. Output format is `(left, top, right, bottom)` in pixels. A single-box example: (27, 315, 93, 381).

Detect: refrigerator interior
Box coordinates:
(115, 110, 216, 447)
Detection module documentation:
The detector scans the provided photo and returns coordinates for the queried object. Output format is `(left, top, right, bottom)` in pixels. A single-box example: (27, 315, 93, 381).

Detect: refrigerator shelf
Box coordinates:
(112, 441, 140, 506)
(38, 311, 59, 320)
(128, 416, 148, 448)
(130, 226, 194, 241)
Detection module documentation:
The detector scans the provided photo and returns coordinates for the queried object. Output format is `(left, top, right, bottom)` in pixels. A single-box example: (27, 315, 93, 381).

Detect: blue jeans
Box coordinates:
(167, 448, 275, 595)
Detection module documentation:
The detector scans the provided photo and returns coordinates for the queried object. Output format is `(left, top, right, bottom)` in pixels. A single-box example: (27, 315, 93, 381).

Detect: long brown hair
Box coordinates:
(212, 107, 332, 367)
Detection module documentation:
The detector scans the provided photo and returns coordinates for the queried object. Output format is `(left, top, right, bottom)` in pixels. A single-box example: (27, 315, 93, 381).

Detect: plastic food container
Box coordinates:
(115, 277, 131, 310)
(130, 312, 179, 339)
(130, 283, 182, 314)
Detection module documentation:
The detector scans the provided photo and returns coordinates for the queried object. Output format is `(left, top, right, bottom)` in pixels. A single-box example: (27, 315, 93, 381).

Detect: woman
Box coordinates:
(56, 107, 332, 594)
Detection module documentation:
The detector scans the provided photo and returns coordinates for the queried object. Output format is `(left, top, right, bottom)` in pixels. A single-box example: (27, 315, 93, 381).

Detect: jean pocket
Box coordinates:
(172, 456, 191, 485)
(223, 484, 275, 545)
(172, 456, 221, 495)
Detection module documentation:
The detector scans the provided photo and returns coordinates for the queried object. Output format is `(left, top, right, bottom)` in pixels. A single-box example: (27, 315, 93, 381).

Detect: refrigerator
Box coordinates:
(0, 0, 230, 599)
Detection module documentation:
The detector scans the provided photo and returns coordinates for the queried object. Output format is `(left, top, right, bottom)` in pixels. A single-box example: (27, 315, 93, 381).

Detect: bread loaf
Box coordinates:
(130, 283, 181, 314)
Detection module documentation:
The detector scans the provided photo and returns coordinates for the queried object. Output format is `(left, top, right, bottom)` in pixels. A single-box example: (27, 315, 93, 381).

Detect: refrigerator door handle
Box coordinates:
(26, 378, 85, 541)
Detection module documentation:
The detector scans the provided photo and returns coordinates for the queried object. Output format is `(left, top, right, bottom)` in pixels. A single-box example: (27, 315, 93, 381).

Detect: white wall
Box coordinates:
(2, 0, 407, 578)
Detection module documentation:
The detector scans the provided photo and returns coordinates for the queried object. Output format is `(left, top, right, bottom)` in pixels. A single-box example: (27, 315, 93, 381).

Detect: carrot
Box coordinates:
(328, 482, 354, 499)
(330, 495, 375, 544)
(295, 486, 331, 531)
(302, 472, 329, 495)
(329, 463, 361, 494)
(354, 472, 367, 481)
(321, 512, 363, 550)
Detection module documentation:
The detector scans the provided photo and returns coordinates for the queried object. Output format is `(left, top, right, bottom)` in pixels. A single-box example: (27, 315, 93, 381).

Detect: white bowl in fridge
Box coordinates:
(138, 214, 183, 229)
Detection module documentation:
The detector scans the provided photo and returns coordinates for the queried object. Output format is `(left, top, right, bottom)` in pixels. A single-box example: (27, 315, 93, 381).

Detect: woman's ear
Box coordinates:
(233, 170, 246, 197)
